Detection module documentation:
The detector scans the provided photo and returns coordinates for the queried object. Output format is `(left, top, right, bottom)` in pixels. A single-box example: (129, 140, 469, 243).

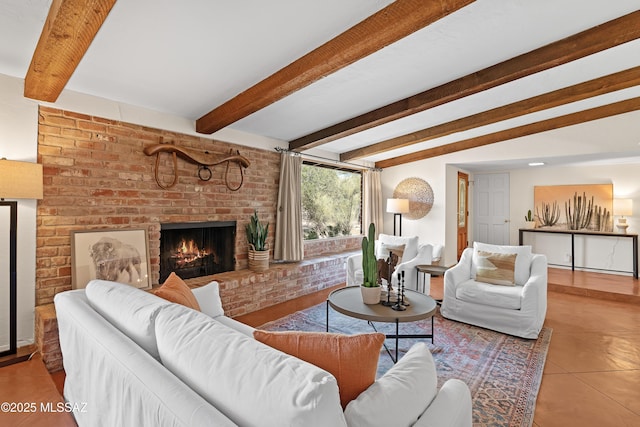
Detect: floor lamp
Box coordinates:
(0, 158, 43, 365)
(386, 198, 409, 236)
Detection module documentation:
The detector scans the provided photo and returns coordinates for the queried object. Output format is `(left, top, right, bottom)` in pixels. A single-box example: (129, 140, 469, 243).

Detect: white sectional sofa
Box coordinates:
(54, 279, 472, 427)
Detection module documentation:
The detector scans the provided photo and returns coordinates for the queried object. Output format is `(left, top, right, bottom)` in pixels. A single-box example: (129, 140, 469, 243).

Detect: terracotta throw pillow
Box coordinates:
(475, 250, 517, 286)
(153, 272, 201, 311)
(253, 330, 385, 409)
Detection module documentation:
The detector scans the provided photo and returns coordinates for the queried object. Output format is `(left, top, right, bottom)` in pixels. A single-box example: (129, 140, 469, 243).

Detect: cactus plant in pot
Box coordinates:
(360, 223, 381, 304)
(524, 209, 536, 229)
(245, 210, 269, 272)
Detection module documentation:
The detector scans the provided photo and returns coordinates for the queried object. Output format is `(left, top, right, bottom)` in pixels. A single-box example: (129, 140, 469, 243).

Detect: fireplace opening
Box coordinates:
(160, 221, 236, 283)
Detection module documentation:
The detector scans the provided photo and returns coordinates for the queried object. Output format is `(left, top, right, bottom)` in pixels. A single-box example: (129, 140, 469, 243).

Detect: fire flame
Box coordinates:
(172, 238, 211, 267)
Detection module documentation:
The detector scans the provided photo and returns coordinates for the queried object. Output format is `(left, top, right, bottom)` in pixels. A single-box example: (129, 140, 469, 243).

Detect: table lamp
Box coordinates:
(613, 198, 633, 234)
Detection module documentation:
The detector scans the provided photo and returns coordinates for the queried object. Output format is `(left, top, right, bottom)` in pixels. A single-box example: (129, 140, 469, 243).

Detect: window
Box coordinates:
(301, 162, 362, 240)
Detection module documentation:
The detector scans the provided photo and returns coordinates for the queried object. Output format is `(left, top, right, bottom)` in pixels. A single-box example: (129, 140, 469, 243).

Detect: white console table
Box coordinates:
(519, 228, 638, 279)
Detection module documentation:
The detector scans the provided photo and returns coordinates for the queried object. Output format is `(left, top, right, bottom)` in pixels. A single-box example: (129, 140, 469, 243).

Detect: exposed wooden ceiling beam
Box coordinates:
(341, 66, 640, 161)
(291, 10, 640, 152)
(375, 97, 640, 169)
(24, 0, 117, 102)
(195, 0, 476, 134)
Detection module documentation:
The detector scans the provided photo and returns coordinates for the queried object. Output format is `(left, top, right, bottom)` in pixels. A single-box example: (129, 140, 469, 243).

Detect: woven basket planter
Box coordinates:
(248, 244, 269, 272)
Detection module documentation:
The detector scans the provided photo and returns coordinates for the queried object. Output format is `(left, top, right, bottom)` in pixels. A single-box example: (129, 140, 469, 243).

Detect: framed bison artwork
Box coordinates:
(71, 228, 152, 290)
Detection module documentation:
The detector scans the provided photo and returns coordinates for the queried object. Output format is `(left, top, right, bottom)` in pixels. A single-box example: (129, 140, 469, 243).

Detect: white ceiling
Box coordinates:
(1, 0, 640, 170)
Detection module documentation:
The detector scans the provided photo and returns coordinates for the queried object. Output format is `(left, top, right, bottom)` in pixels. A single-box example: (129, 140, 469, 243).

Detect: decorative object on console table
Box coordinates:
(536, 201, 560, 227)
(524, 209, 536, 229)
(245, 210, 270, 272)
(71, 228, 152, 290)
(393, 177, 434, 220)
(613, 198, 633, 234)
(386, 198, 409, 236)
(0, 158, 43, 363)
(360, 223, 381, 304)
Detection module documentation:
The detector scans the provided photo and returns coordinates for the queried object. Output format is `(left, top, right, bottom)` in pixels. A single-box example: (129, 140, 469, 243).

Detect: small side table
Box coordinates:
(416, 264, 450, 295)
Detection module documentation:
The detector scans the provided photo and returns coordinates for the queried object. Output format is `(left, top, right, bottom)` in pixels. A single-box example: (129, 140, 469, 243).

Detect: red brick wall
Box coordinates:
(36, 106, 280, 306)
(36, 107, 362, 308)
(34, 107, 366, 371)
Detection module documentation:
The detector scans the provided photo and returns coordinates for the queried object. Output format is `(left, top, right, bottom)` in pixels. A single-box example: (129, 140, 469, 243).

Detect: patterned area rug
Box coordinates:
(259, 302, 551, 427)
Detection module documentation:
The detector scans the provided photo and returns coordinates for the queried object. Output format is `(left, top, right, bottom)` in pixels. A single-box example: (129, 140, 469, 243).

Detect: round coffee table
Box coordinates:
(326, 287, 437, 362)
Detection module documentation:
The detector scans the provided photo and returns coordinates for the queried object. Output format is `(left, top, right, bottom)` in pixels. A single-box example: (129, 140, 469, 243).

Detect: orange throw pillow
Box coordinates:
(253, 330, 384, 408)
(154, 272, 201, 311)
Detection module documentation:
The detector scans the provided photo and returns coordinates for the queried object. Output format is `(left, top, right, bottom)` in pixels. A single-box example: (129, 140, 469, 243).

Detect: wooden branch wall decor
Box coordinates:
(143, 142, 250, 191)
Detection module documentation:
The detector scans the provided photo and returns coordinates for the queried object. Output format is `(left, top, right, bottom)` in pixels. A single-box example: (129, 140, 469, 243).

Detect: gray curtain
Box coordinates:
(274, 152, 304, 261)
(362, 169, 383, 237)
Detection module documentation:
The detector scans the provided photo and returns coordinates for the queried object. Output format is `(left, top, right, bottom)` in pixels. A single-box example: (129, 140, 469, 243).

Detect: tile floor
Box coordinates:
(238, 270, 640, 427)
(535, 291, 640, 426)
(0, 352, 76, 426)
(0, 268, 638, 426)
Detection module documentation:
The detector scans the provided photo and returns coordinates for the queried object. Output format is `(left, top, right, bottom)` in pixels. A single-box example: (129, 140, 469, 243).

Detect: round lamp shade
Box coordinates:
(393, 177, 434, 220)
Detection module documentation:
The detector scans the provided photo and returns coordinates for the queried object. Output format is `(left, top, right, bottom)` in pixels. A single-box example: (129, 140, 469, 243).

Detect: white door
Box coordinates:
(474, 173, 510, 245)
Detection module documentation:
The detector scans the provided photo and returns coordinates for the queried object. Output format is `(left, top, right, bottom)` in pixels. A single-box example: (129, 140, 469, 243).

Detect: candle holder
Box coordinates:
(401, 270, 409, 306)
(392, 271, 407, 311)
(382, 251, 395, 307)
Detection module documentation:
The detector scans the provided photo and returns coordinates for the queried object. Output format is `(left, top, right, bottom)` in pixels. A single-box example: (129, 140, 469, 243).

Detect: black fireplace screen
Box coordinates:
(160, 221, 236, 283)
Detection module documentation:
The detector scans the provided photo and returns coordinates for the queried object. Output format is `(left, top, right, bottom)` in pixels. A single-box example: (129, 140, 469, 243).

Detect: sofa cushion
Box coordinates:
(344, 342, 438, 427)
(475, 251, 517, 286)
(456, 278, 523, 309)
(191, 281, 225, 318)
(253, 330, 385, 409)
(155, 304, 347, 427)
(378, 234, 418, 261)
(85, 279, 169, 359)
(215, 315, 256, 337)
(472, 242, 532, 286)
(153, 272, 201, 311)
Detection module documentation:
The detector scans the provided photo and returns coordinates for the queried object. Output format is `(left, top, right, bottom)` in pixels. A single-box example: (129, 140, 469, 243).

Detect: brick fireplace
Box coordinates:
(35, 107, 362, 372)
(36, 106, 280, 306)
(36, 107, 360, 308)
(159, 221, 236, 283)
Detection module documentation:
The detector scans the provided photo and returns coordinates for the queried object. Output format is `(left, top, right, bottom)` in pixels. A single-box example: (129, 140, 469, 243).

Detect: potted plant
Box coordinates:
(245, 210, 269, 272)
(524, 209, 536, 229)
(360, 223, 381, 304)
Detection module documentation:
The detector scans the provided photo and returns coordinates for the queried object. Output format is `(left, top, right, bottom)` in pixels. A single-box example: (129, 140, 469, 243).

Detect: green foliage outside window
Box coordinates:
(302, 163, 361, 240)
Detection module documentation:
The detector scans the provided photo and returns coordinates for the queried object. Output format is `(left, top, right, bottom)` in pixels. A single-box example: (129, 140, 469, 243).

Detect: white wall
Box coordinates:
(381, 112, 640, 268)
(509, 162, 639, 242)
(509, 162, 639, 274)
(381, 160, 448, 246)
(0, 74, 39, 348)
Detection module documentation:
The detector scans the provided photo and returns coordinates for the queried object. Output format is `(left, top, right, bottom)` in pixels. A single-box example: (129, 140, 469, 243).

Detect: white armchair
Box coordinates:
(346, 234, 437, 294)
(440, 242, 547, 339)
